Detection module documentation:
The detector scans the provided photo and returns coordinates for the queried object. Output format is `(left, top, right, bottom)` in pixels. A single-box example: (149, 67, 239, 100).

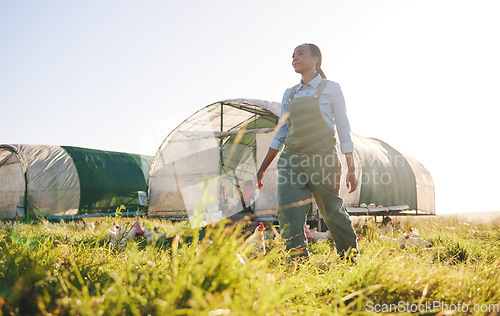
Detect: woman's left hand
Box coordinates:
(346, 169, 358, 193)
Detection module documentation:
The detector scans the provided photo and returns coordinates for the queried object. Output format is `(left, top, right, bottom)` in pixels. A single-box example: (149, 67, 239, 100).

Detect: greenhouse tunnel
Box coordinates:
(148, 99, 435, 226)
(0, 144, 153, 220)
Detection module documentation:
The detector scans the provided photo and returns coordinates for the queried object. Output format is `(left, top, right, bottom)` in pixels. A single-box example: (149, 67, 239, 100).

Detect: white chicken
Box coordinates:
(143, 227, 152, 242)
(380, 234, 406, 248)
(399, 233, 433, 248)
(0, 220, 14, 230)
(63, 221, 76, 229)
(309, 227, 333, 242)
(406, 235, 433, 248)
(86, 222, 96, 231)
(244, 222, 266, 255)
(408, 226, 420, 237)
(379, 235, 397, 242)
(108, 222, 127, 248)
(143, 226, 166, 243)
(76, 221, 86, 230)
(377, 220, 393, 235)
(394, 221, 403, 231)
(380, 233, 433, 249)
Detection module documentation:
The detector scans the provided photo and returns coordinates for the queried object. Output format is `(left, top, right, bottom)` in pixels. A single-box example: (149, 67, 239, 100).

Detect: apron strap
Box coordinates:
(288, 79, 329, 102)
(287, 84, 300, 103)
(313, 79, 328, 99)
(286, 84, 299, 126)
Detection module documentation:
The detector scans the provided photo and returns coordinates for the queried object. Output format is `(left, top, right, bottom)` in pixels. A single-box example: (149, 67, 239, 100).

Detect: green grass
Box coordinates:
(0, 216, 499, 315)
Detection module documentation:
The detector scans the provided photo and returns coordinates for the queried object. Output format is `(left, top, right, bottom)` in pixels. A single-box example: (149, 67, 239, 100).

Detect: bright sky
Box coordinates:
(1, 0, 499, 214)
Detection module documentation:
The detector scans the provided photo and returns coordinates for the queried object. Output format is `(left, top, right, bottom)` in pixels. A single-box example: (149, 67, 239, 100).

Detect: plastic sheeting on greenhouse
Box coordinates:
(0, 144, 152, 219)
(148, 99, 435, 226)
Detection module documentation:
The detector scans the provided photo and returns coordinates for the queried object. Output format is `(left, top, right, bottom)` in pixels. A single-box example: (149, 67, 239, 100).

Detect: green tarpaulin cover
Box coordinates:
(62, 146, 152, 213)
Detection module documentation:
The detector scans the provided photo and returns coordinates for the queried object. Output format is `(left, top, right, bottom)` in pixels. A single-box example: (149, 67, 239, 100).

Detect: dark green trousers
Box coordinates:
(277, 149, 358, 258)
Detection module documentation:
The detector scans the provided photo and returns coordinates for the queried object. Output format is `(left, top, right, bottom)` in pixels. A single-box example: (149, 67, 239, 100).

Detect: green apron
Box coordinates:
(277, 79, 358, 258)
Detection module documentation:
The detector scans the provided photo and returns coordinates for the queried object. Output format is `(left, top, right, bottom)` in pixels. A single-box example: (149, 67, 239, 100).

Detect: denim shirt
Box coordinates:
(269, 74, 355, 154)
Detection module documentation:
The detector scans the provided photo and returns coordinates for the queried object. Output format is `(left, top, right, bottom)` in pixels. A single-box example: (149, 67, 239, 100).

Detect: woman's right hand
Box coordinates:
(253, 148, 279, 190)
(253, 170, 265, 189)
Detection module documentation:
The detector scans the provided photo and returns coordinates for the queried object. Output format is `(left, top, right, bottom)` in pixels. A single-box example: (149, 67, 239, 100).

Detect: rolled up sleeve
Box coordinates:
(269, 89, 291, 151)
(331, 83, 354, 154)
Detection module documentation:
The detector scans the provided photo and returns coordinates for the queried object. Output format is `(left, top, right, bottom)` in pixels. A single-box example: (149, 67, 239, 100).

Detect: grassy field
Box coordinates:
(1, 215, 499, 315)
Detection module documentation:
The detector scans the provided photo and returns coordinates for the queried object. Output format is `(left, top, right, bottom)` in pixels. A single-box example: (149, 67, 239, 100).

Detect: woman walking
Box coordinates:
(254, 43, 359, 260)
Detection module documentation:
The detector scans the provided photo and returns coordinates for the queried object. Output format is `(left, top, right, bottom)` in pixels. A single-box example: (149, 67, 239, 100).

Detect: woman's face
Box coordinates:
(292, 45, 318, 74)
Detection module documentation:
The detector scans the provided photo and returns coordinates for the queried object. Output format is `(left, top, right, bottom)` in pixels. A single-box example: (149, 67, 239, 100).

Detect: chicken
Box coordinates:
(108, 222, 127, 248)
(377, 220, 393, 235)
(76, 221, 85, 230)
(303, 224, 313, 241)
(394, 221, 403, 231)
(353, 222, 363, 235)
(399, 233, 433, 248)
(143, 227, 152, 242)
(143, 226, 166, 243)
(126, 228, 136, 239)
(108, 222, 119, 242)
(379, 235, 397, 242)
(244, 222, 266, 255)
(380, 233, 432, 248)
(381, 216, 392, 227)
(309, 227, 333, 242)
(87, 222, 95, 231)
(0, 220, 15, 230)
(406, 235, 433, 248)
(126, 215, 144, 239)
(396, 233, 410, 248)
(61, 221, 75, 229)
(154, 226, 166, 239)
(408, 226, 420, 237)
